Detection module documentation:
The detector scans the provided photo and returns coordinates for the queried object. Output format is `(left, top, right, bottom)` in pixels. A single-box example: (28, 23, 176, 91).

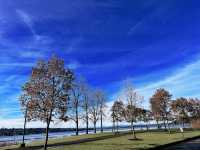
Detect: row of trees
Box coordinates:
(19, 56, 200, 150)
(150, 88, 200, 131)
(111, 82, 143, 139)
(19, 56, 107, 150)
(111, 88, 200, 138)
(66, 81, 106, 135)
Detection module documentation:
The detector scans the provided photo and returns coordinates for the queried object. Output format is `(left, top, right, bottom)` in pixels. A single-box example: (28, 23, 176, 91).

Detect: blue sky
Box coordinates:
(0, 0, 200, 127)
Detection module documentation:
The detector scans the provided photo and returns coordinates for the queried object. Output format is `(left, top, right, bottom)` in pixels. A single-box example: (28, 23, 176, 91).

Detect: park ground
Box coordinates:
(1, 129, 200, 150)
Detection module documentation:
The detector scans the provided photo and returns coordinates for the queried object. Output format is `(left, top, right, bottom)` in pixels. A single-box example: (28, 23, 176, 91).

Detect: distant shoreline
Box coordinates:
(0, 123, 190, 136)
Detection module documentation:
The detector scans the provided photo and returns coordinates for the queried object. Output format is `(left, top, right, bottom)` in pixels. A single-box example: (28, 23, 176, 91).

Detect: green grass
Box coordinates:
(1, 129, 200, 150)
(29, 132, 113, 146)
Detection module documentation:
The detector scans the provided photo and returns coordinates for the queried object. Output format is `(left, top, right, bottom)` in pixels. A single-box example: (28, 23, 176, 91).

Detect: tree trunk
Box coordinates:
(94, 121, 96, 133)
(131, 121, 136, 139)
(156, 120, 159, 129)
(163, 120, 167, 130)
(86, 115, 88, 134)
(44, 118, 51, 150)
(100, 111, 103, 133)
(86, 104, 89, 134)
(113, 121, 115, 133)
(75, 104, 79, 136)
(117, 120, 119, 133)
(112, 115, 115, 133)
(146, 123, 149, 131)
(167, 119, 171, 134)
(44, 77, 54, 150)
(182, 120, 185, 128)
(22, 108, 28, 146)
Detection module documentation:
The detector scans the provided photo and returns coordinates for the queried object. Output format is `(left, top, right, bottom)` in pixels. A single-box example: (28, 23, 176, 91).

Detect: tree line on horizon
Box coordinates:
(111, 88, 200, 138)
(19, 56, 200, 150)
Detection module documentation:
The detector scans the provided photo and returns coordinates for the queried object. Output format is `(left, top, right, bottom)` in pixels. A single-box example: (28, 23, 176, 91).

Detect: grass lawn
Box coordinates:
(1, 129, 200, 150)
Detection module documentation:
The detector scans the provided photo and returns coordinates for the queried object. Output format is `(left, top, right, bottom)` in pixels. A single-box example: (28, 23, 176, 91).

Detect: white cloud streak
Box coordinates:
(0, 62, 34, 67)
(16, 9, 36, 36)
(137, 58, 200, 108)
(18, 51, 44, 58)
(16, 9, 52, 47)
(108, 58, 200, 109)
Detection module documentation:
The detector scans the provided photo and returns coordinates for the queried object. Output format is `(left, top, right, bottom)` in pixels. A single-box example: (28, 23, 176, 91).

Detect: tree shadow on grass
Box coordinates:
(128, 148, 151, 150)
(128, 138, 143, 141)
(148, 143, 159, 146)
(128, 145, 159, 150)
(5, 132, 132, 150)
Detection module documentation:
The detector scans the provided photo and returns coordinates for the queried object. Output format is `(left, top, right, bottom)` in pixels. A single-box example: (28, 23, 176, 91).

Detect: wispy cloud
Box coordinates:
(128, 2, 173, 36)
(0, 62, 34, 67)
(66, 37, 82, 53)
(0, 107, 21, 118)
(137, 58, 200, 107)
(109, 57, 200, 109)
(16, 9, 35, 35)
(18, 50, 44, 58)
(66, 61, 81, 70)
(16, 9, 52, 48)
(0, 0, 199, 128)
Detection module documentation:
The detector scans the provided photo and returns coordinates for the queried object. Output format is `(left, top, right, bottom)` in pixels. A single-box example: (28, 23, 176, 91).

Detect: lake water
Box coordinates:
(0, 128, 125, 145)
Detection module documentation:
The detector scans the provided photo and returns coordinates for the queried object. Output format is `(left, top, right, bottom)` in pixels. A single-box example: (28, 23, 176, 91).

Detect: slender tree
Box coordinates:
(89, 90, 100, 133)
(171, 97, 190, 128)
(150, 88, 172, 131)
(135, 107, 144, 130)
(111, 110, 116, 133)
(150, 96, 161, 129)
(125, 104, 137, 138)
(111, 100, 125, 133)
(67, 80, 82, 136)
(145, 110, 153, 131)
(21, 56, 74, 150)
(19, 94, 32, 147)
(188, 98, 200, 120)
(95, 90, 107, 133)
(80, 80, 91, 134)
(123, 81, 143, 139)
(137, 108, 153, 131)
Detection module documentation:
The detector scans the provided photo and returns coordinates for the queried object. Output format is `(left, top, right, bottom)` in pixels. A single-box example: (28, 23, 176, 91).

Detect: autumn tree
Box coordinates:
(123, 81, 143, 139)
(111, 100, 125, 133)
(144, 110, 153, 131)
(137, 108, 153, 131)
(134, 107, 143, 130)
(171, 97, 190, 128)
(150, 96, 161, 129)
(125, 104, 137, 138)
(188, 98, 200, 120)
(150, 88, 172, 131)
(21, 56, 74, 150)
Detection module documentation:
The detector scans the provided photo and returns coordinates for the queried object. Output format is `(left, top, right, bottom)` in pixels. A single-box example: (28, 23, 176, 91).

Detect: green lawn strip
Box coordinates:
(79, 130, 200, 150)
(30, 132, 114, 146)
(1, 130, 200, 150)
(36, 130, 200, 150)
(0, 131, 129, 150)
